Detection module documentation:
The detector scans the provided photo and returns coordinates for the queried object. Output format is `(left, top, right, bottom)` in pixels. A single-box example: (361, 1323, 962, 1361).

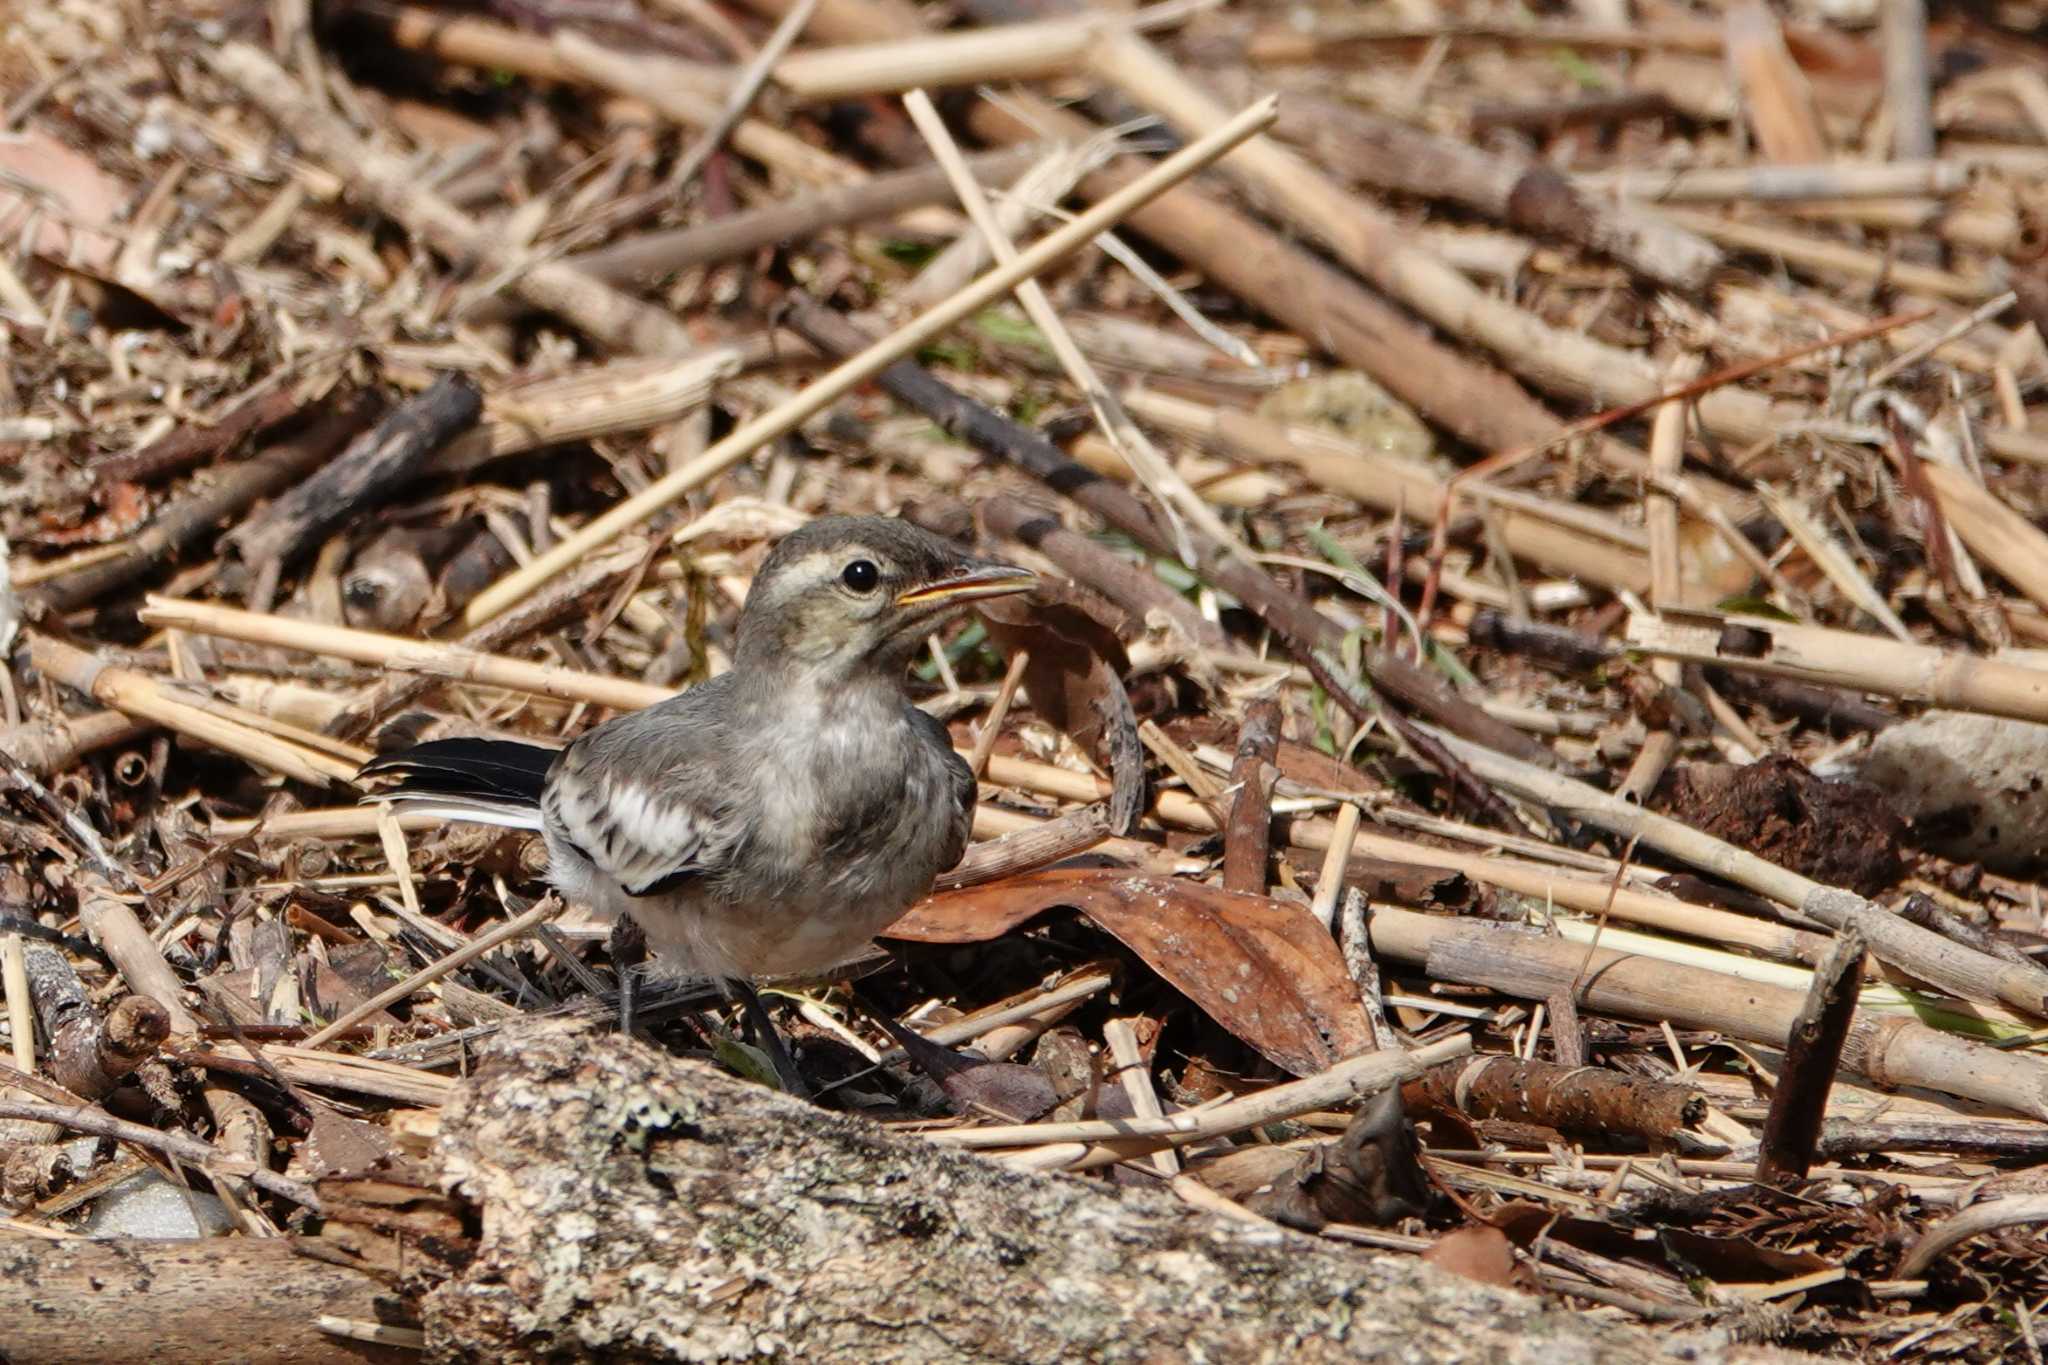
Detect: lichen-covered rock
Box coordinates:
(426, 1024, 1759, 1363)
(1827, 709, 2048, 873)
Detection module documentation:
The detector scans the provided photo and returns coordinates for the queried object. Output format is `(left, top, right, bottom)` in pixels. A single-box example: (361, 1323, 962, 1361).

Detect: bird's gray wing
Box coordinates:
(913, 706, 978, 872)
(541, 683, 738, 898)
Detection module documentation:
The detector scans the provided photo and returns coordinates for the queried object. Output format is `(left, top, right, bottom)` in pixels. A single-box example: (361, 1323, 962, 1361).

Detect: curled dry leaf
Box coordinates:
(978, 582, 1147, 835)
(890, 868, 1374, 1076)
(1244, 1088, 1434, 1232)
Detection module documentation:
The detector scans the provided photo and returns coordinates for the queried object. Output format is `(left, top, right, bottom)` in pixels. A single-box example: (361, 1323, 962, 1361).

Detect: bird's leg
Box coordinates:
(732, 978, 811, 1099)
(608, 914, 648, 1036)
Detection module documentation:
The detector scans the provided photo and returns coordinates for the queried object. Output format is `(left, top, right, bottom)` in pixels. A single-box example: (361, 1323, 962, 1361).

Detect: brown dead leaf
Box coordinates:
(0, 131, 125, 272)
(977, 579, 1132, 730)
(872, 1012, 1058, 1121)
(887, 882, 1054, 943)
(890, 869, 1373, 1076)
(978, 583, 1145, 834)
(1422, 1226, 1533, 1291)
(302, 1109, 396, 1179)
(1491, 1201, 1837, 1287)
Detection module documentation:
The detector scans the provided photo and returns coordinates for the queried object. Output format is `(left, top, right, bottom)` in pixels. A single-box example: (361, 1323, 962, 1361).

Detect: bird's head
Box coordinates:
(735, 516, 1036, 683)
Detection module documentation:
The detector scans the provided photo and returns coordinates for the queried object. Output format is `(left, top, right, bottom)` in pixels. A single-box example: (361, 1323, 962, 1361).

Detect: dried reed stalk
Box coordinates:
(210, 808, 440, 840)
(432, 348, 752, 474)
(1120, 389, 1655, 593)
(1260, 88, 1720, 290)
(1625, 609, 2048, 723)
(930, 1033, 1469, 1153)
(1425, 728, 2048, 1020)
(75, 877, 198, 1036)
(199, 1043, 455, 1106)
(405, 3, 1190, 106)
(1652, 207, 1990, 301)
(1576, 160, 1969, 202)
(1725, 0, 1829, 162)
(1920, 461, 2048, 614)
(26, 635, 354, 787)
(1104, 1017, 1180, 1174)
(370, 1, 596, 84)
(137, 598, 674, 714)
(773, 13, 1125, 98)
(3, 711, 149, 776)
(1880, 0, 1937, 159)
(203, 43, 699, 356)
(1368, 906, 2047, 1119)
(1341, 828, 1834, 969)
(1, 935, 31, 1073)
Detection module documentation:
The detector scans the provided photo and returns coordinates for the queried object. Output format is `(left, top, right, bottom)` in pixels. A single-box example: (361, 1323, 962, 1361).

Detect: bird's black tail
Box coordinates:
(356, 738, 559, 832)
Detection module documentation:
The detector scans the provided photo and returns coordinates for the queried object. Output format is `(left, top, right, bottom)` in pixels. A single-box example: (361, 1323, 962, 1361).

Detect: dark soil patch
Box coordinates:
(1653, 755, 1905, 897)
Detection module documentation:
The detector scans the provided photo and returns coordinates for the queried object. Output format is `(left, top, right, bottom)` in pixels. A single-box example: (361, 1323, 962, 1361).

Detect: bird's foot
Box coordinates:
(608, 916, 648, 1036)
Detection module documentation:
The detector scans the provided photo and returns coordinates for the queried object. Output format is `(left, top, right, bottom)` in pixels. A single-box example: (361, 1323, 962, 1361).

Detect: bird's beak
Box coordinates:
(895, 562, 1037, 609)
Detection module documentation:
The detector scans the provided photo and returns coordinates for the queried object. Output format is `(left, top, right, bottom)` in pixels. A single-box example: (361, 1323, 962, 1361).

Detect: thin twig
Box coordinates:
(1414, 306, 1936, 630)
(666, 0, 823, 194)
(0, 1071, 321, 1211)
(302, 895, 565, 1048)
(967, 648, 1030, 778)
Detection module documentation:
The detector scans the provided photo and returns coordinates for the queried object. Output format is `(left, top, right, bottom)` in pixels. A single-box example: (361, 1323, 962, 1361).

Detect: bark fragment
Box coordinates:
(22, 945, 169, 1099)
(1404, 1055, 1706, 1146)
(420, 1025, 1751, 1363)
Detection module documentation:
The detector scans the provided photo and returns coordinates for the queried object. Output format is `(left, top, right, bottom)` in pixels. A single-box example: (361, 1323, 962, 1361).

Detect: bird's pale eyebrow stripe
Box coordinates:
(777, 548, 879, 588)
(814, 547, 871, 570)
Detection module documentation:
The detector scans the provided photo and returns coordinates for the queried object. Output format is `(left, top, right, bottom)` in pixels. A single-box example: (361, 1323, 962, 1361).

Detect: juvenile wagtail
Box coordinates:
(358, 515, 1036, 1088)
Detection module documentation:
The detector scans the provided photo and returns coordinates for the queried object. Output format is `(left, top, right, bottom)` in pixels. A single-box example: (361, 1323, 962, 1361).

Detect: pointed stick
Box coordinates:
(1755, 926, 1868, 1185)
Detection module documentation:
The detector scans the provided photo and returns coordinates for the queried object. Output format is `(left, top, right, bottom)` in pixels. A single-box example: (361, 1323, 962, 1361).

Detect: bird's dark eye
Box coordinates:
(841, 559, 879, 593)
